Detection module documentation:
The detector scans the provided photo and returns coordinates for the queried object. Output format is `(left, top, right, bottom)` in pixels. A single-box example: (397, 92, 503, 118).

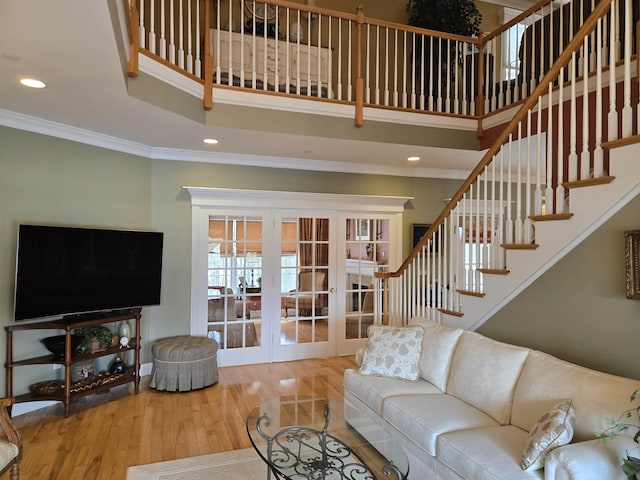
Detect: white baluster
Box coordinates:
(347, 20, 353, 102)
(186, 0, 193, 74)
(149, 0, 156, 54)
(568, 52, 578, 181)
(534, 97, 543, 215)
(453, 40, 460, 115)
(159, 0, 166, 59)
(525, 109, 533, 242)
(169, 0, 175, 64)
(402, 31, 408, 108)
(383, 28, 389, 106)
(365, 24, 371, 104)
(607, 0, 618, 140)
(593, 17, 604, 177)
(428, 36, 434, 111)
(556, 68, 565, 214)
(194, 0, 200, 77)
(545, 84, 554, 212)
(139, 0, 146, 49)
(178, 0, 184, 69)
(393, 30, 399, 107)
(498, 148, 505, 267)
(580, 36, 590, 179)
(515, 123, 523, 243)
(621, 0, 632, 136)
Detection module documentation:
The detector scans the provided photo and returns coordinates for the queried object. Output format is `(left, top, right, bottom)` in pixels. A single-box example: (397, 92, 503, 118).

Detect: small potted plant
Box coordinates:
(75, 326, 114, 354)
(596, 387, 640, 479)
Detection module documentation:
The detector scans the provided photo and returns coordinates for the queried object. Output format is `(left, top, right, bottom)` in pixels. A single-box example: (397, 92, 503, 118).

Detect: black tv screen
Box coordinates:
(14, 225, 163, 321)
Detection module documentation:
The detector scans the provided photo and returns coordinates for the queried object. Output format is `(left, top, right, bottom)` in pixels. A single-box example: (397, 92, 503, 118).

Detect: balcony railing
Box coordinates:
(129, 0, 637, 126)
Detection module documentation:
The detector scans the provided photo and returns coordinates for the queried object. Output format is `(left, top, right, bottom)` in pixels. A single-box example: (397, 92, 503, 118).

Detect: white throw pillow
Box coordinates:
(521, 399, 575, 471)
(358, 325, 424, 382)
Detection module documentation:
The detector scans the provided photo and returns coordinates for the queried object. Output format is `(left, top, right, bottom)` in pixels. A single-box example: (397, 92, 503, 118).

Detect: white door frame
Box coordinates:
(185, 186, 411, 366)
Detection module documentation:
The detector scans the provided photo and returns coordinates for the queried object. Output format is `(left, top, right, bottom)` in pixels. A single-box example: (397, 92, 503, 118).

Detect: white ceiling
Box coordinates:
(0, 0, 496, 179)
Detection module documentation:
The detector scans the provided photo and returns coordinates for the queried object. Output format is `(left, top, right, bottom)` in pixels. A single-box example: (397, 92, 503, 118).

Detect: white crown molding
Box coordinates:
(0, 109, 153, 157)
(0, 109, 471, 179)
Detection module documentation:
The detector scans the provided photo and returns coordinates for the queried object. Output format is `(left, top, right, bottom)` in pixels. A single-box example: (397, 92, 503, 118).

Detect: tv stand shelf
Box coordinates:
(5, 309, 142, 418)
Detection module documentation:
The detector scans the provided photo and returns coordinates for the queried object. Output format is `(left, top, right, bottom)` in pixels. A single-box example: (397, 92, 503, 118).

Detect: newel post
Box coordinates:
(203, 0, 213, 110)
(126, 0, 139, 77)
(354, 5, 365, 127)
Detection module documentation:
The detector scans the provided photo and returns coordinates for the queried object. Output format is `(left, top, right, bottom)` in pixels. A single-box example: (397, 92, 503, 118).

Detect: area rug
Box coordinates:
(126, 448, 267, 480)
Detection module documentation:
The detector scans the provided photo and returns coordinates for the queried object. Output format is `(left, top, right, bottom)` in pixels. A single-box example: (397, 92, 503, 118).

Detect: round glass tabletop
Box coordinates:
(246, 396, 409, 479)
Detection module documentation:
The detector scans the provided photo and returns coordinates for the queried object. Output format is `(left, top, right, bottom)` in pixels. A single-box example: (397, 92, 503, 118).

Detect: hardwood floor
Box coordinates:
(7, 356, 357, 480)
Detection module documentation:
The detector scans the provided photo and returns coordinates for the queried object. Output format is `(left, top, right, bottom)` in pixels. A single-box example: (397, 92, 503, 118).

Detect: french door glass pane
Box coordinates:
(280, 217, 329, 345)
(207, 215, 262, 350)
(345, 218, 389, 339)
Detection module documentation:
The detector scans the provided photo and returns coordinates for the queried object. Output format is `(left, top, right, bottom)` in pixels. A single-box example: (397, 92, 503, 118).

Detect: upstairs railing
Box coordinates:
(376, 0, 639, 325)
(128, 0, 637, 125)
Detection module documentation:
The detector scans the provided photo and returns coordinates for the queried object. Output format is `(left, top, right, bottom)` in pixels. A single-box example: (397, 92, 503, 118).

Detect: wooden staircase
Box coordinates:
(376, 0, 640, 330)
(452, 137, 640, 330)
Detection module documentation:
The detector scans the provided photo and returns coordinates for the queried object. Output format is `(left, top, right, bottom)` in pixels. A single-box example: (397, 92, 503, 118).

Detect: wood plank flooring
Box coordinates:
(8, 356, 357, 480)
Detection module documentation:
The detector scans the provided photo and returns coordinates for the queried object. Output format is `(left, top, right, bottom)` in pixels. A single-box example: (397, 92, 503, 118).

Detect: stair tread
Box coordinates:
(477, 268, 510, 275)
(530, 213, 574, 221)
(563, 176, 615, 189)
(501, 243, 539, 250)
(438, 308, 464, 317)
(456, 289, 486, 297)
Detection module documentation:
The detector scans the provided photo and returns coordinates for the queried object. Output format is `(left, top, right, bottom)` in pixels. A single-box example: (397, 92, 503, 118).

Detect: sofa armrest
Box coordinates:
(544, 437, 636, 480)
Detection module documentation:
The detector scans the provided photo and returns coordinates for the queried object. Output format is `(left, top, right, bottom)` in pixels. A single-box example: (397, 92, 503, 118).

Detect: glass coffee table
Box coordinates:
(246, 395, 408, 479)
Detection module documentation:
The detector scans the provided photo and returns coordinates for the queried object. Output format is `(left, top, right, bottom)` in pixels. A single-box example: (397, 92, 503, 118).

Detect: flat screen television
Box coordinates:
(14, 224, 164, 321)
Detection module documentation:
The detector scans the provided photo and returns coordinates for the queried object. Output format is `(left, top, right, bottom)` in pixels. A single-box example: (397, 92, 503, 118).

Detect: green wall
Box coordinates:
(0, 127, 152, 395)
(0, 125, 460, 395)
(478, 194, 640, 380)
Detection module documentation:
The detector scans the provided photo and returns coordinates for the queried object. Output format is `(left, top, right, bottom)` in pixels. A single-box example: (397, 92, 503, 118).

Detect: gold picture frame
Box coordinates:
(625, 230, 640, 300)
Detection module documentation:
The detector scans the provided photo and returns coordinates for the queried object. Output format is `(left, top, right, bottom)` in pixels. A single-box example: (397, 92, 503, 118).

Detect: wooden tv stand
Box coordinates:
(5, 309, 142, 418)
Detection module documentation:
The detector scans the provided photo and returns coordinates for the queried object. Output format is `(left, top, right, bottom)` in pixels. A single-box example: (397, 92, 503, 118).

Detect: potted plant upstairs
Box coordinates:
(406, 0, 482, 107)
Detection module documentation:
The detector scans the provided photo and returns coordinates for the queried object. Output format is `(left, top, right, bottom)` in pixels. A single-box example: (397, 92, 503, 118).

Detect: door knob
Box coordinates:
(329, 288, 336, 293)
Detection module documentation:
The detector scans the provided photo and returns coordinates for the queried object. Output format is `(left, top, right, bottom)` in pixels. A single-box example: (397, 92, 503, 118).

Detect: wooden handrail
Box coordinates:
(377, 0, 614, 280)
(481, 0, 555, 44)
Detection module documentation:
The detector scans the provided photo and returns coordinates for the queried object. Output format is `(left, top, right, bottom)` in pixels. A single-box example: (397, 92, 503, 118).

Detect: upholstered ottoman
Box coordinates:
(150, 336, 219, 392)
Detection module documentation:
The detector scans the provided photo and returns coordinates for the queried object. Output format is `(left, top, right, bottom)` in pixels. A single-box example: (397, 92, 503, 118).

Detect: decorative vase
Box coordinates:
(109, 356, 126, 374)
(119, 321, 131, 339)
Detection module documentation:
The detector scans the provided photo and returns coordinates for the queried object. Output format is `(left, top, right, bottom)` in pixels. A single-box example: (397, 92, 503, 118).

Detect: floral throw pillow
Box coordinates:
(358, 325, 424, 382)
(521, 399, 575, 471)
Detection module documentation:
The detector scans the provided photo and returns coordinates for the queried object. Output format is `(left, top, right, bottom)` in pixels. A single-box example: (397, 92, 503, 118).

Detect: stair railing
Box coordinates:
(375, 0, 638, 326)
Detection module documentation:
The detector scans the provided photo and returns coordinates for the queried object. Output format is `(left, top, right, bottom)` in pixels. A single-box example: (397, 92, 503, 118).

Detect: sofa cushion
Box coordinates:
(383, 393, 499, 456)
(343, 368, 442, 415)
(437, 425, 543, 480)
(359, 325, 424, 381)
(446, 331, 530, 425)
(408, 316, 463, 391)
(511, 350, 640, 442)
(520, 399, 575, 471)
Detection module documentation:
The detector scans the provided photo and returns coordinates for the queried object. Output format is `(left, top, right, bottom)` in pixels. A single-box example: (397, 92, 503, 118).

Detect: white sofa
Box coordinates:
(343, 317, 640, 480)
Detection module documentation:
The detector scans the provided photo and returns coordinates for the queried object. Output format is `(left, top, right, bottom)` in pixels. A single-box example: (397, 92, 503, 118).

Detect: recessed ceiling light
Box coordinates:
(407, 156, 420, 162)
(203, 138, 219, 145)
(19, 78, 46, 89)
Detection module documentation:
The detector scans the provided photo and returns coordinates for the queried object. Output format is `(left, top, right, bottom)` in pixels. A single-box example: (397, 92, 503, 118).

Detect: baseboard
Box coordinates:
(12, 362, 153, 417)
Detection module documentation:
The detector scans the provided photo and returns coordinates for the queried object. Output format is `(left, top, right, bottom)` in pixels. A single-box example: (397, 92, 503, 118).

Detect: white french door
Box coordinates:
(273, 211, 336, 362)
(186, 188, 408, 366)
